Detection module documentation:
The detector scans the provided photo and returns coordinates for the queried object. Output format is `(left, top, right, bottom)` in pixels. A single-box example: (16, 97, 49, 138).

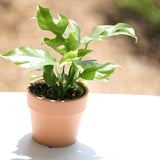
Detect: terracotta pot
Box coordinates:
(27, 81, 89, 147)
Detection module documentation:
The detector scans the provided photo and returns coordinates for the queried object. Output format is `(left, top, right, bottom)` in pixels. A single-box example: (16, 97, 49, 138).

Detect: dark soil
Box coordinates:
(29, 80, 85, 101)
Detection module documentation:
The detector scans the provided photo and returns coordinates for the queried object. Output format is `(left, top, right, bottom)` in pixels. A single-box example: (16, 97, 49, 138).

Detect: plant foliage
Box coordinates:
(0, 4, 137, 100)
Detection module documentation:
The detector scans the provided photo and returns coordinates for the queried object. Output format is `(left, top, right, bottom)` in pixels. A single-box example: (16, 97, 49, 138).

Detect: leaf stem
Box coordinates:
(85, 44, 88, 50)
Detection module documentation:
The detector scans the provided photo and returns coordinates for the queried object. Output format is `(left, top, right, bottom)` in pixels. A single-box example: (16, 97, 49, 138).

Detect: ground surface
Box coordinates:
(0, 0, 160, 95)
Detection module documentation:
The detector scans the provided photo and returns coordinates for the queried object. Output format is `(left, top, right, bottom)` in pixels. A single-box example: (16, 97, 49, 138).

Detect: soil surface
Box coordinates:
(29, 80, 85, 100)
(0, 0, 160, 96)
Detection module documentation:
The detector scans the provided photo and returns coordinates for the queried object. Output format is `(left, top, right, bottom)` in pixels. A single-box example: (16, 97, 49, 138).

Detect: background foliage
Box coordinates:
(115, 0, 160, 34)
(111, 0, 160, 60)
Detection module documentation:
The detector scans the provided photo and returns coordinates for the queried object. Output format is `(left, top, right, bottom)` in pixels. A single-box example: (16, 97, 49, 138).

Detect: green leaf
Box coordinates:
(99, 23, 138, 42)
(0, 45, 57, 69)
(37, 4, 69, 35)
(60, 51, 80, 66)
(80, 36, 95, 46)
(73, 60, 98, 72)
(65, 31, 79, 51)
(69, 20, 81, 46)
(80, 62, 119, 82)
(44, 31, 79, 55)
(81, 23, 137, 47)
(43, 65, 57, 86)
(77, 49, 93, 58)
(90, 25, 112, 38)
(44, 36, 68, 55)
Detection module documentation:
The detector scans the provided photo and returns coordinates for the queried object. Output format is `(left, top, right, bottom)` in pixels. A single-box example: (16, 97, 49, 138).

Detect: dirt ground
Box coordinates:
(0, 0, 160, 96)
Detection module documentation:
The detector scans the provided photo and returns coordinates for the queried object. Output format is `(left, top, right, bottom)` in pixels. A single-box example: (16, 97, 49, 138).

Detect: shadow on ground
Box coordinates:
(11, 133, 103, 160)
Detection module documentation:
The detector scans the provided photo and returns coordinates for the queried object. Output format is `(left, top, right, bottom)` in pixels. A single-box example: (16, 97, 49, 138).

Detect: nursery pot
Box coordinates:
(27, 80, 88, 147)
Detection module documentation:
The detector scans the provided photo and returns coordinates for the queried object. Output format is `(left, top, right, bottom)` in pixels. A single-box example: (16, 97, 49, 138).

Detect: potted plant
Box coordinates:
(0, 4, 137, 147)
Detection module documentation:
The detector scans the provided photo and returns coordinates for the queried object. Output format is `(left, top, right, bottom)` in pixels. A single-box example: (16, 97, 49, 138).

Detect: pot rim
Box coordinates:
(27, 78, 89, 103)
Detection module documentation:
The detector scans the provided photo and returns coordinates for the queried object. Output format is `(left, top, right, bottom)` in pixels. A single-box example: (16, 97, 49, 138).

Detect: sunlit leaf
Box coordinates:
(37, 4, 69, 35)
(77, 49, 93, 58)
(80, 62, 119, 82)
(99, 23, 137, 42)
(44, 31, 79, 55)
(81, 23, 137, 46)
(65, 31, 79, 51)
(44, 36, 67, 55)
(73, 60, 98, 72)
(69, 20, 81, 46)
(60, 51, 80, 66)
(0, 46, 57, 69)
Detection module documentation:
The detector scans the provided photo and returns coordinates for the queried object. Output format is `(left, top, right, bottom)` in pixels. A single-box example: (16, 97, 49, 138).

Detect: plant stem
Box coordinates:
(85, 44, 88, 50)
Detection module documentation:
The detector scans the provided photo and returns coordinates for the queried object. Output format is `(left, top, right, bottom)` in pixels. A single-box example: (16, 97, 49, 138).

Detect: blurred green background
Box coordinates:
(0, 0, 160, 95)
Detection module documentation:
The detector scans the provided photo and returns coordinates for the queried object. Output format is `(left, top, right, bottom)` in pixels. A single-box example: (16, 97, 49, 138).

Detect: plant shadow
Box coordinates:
(11, 133, 103, 160)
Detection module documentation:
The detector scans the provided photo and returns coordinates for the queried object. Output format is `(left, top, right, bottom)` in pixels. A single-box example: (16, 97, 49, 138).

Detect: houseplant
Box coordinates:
(0, 4, 137, 147)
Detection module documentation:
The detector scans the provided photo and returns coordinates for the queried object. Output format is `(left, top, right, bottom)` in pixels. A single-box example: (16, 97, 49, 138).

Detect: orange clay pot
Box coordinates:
(27, 81, 88, 147)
